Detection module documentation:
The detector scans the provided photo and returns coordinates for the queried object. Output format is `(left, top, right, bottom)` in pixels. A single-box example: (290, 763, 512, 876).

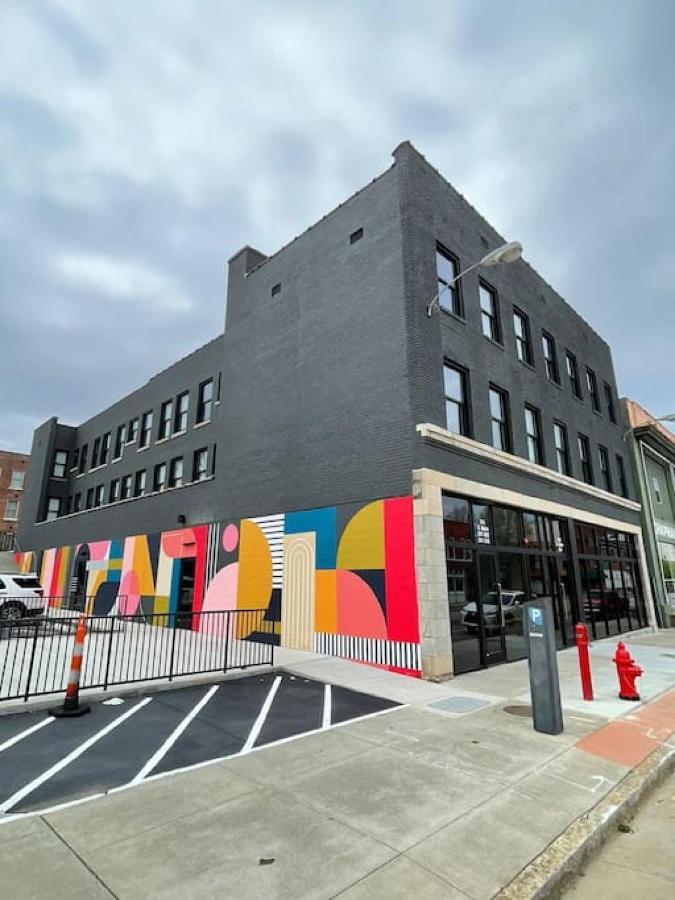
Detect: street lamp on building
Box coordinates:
(426, 241, 523, 317)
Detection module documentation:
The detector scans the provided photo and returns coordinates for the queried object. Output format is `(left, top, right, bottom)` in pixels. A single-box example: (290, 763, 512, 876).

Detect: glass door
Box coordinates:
(477, 553, 506, 665)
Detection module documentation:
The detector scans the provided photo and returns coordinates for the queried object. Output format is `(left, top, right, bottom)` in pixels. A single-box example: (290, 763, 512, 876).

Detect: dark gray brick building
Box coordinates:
(16, 142, 655, 678)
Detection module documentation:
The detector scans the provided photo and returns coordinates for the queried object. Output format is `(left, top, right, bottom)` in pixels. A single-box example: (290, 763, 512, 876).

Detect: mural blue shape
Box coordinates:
(285, 507, 337, 570)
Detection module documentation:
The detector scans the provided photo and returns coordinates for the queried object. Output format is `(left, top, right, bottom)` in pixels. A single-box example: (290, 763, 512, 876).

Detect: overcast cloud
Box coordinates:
(1, 0, 673, 452)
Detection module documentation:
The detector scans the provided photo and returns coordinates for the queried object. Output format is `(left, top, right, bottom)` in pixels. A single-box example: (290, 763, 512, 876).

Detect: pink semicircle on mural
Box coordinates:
(336, 570, 388, 639)
(118, 571, 140, 616)
(222, 524, 239, 553)
(201, 563, 239, 636)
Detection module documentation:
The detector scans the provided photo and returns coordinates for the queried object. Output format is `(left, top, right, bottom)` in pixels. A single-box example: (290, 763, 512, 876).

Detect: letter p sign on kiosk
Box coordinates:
(523, 597, 563, 735)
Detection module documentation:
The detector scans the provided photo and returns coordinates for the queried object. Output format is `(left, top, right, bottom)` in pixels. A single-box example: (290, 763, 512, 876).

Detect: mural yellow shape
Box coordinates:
(336, 500, 385, 570)
(236, 519, 273, 637)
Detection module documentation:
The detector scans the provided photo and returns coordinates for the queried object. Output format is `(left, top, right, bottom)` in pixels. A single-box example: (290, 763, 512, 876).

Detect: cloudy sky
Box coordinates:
(1, 0, 673, 453)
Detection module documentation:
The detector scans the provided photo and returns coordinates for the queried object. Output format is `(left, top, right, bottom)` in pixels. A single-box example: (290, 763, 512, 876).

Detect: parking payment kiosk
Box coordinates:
(523, 597, 563, 735)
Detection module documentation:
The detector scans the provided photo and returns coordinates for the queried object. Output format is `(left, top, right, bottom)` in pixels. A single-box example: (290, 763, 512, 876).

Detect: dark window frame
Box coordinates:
(604, 382, 617, 424)
(524, 404, 544, 465)
(113, 424, 126, 459)
(513, 307, 533, 365)
(553, 421, 571, 476)
(566, 350, 582, 399)
(192, 447, 209, 482)
(127, 418, 139, 444)
(133, 469, 146, 498)
(436, 243, 464, 318)
(174, 391, 189, 433)
(78, 444, 88, 474)
(158, 400, 173, 440)
(443, 361, 471, 437)
(586, 368, 600, 412)
(616, 454, 629, 498)
(542, 331, 560, 383)
(153, 462, 167, 492)
(91, 436, 101, 469)
(196, 379, 213, 425)
(488, 384, 512, 453)
(52, 450, 68, 478)
(578, 433, 594, 484)
(479, 280, 501, 343)
(168, 456, 184, 488)
(109, 478, 120, 503)
(139, 411, 153, 448)
(598, 445, 613, 492)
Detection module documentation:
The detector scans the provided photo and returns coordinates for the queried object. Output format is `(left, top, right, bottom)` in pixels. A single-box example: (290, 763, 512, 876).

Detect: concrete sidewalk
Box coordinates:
(2, 630, 674, 899)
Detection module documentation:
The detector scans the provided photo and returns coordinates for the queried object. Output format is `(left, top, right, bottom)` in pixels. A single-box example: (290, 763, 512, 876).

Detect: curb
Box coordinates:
(495, 742, 675, 899)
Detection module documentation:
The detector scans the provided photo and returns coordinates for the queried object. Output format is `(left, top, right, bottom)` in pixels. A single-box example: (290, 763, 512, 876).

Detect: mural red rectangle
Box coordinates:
(384, 496, 420, 644)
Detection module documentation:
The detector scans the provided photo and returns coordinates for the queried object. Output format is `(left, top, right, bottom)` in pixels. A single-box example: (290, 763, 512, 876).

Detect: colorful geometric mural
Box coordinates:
(16, 495, 421, 675)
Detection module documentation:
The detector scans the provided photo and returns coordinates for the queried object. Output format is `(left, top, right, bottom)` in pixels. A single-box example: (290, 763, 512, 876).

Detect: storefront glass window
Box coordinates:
(472, 505, 492, 544)
(493, 505, 520, 547)
(522, 513, 541, 548)
(442, 496, 471, 542)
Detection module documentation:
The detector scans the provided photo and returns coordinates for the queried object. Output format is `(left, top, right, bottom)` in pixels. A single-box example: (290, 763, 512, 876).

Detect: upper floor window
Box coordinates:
(94, 484, 104, 507)
(153, 462, 167, 492)
(604, 382, 617, 424)
(109, 478, 121, 503)
(193, 448, 209, 482)
(174, 391, 189, 433)
(489, 385, 511, 452)
(479, 282, 501, 343)
(4, 499, 19, 520)
(652, 475, 662, 504)
(542, 331, 559, 384)
(78, 444, 88, 474)
(121, 474, 133, 500)
(553, 422, 570, 476)
(45, 497, 60, 521)
(524, 405, 544, 465)
(100, 432, 111, 465)
(196, 379, 213, 425)
(169, 456, 184, 488)
(10, 470, 25, 489)
(513, 308, 533, 365)
(133, 469, 146, 497)
(566, 351, 582, 399)
(73, 493, 81, 512)
(127, 418, 139, 443)
(85, 488, 94, 509)
(586, 368, 600, 412)
(139, 411, 153, 448)
(114, 424, 126, 459)
(578, 433, 593, 484)
(443, 363, 470, 436)
(616, 454, 629, 498)
(598, 446, 612, 492)
(71, 448, 80, 471)
(436, 244, 462, 317)
(159, 400, 173, 440)
(52, 451, 68, 478)
(91, 436, 101, 468)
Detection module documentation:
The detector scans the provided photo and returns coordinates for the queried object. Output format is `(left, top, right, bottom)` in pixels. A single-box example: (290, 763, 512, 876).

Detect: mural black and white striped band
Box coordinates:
(314, 633, 421, 671)
(205, 523, 221, 586)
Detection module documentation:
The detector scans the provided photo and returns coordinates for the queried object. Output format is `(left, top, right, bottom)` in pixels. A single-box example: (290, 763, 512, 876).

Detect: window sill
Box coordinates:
(592, 409, 603, 418)
(89, 463, 107, 474)
(137, 445, 150, 453)
(518, 358, 536, 373)
(111, 456, 123, 464)
(156, 436, 170, 445)
(482, 335, 505, 351)
(172, 429, 187, 439)
(194, 419, 211, 430)
(440, 307, 466, 325)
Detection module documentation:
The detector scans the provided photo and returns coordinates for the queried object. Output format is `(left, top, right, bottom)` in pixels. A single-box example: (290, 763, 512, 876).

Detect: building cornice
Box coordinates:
(416, 423, 642, 514)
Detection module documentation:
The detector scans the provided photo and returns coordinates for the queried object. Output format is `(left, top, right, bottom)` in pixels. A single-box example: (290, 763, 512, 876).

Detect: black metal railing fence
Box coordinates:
(0, 604, 274, 702)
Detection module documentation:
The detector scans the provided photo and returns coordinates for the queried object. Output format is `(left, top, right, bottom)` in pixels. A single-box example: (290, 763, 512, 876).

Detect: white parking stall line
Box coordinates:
(0, 697, 153, 815)
(0, 716, 54, 754)
(241, 675, 282, 754)
(322, 684, 332, 728)
(131, 684, 220, 784)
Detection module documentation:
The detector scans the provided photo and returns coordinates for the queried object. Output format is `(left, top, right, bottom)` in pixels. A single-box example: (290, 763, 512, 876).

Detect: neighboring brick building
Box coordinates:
(17, 142, 656, 679)
(0, 450, 29, 551)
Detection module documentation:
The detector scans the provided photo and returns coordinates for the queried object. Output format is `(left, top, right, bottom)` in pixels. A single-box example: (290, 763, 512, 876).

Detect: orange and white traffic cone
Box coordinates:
(51, 615, 90, 718)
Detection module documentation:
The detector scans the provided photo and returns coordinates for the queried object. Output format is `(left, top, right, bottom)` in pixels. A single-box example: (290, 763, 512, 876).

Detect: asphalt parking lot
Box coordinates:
(0, 671, 399, 818)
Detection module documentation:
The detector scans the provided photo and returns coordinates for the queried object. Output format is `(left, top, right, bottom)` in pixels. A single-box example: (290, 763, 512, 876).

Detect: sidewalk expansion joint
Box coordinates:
(41, 816, 119, 899)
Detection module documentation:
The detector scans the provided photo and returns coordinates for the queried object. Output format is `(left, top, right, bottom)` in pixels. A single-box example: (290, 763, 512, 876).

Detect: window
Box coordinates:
(153, 462, 167, 492)
(436, 244, 463, 317)
(71, 448, 79, 471)
(271, 282, 281, 297)
(121, 474, 133, 500)
(100, 432, 111, 465)
(127, 418, 139, 443)
(86, 488, 94, 510)
(542, 332, 559, 383)
(586, 368, 600, 412)
(566, 351, 582, 399)
(114, 424, 126, 459)
(210, 443, 217, 476)
(513, 308, 533, 365)
(479, 281, 500, 342)
(10, 470, 25, 489)
(616, 454, 628, 498)
(79, 444, 88, 474)
(4, 499, 19, 520)
(599, 446, 612, 492)
(139, 411, 153, 448)
(109, 479, 120, 503)
(443, 363, 470, 436)
(193, 448, 208, 482)
(604, 382, 617, 424)
(133, 470, 146, 497)
(168, 456, 183, 488)
(159, 400, 173, 440)
(524, 405, 544, 465)
(45, 497, 60, 521)
(174, 391, 189, 433)
(196, 379, 213, 424)
(350, 227, 364, 244)
(489, 386, 511, 452)
(652, 475, 662, 504)
(91, 436, 101, 468)
(94, 484, 104, 507)
(74, 493, 81, 512)
(52, 451, 68, 477)
(65, 496, 72, 515)
(578, 434, 593, 484)
(553, 422, 570, 475)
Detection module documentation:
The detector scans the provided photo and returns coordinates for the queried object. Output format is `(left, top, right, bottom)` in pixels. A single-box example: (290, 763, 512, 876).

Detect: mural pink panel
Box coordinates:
(384, 496, 419, 644)
(336, 571, 387, 638)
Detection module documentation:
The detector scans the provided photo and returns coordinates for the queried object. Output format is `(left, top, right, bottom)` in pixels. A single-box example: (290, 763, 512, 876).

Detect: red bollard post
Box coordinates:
(575, 623, 594, 701)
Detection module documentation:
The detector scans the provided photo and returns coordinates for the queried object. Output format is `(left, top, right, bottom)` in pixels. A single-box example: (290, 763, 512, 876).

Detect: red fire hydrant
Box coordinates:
(613, 642, 643, 701)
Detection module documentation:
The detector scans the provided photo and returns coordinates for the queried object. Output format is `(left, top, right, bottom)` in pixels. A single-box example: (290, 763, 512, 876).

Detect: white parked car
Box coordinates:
(0, 573, 45, 621)
(461, 590, 526, 635)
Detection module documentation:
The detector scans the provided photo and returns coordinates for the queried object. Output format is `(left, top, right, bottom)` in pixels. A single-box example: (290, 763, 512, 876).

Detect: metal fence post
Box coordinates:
(168, 616, 178, 682)
(103, 615, 116, 691)
(222, 610, 231, 673)
(23, 623, 40, 702)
